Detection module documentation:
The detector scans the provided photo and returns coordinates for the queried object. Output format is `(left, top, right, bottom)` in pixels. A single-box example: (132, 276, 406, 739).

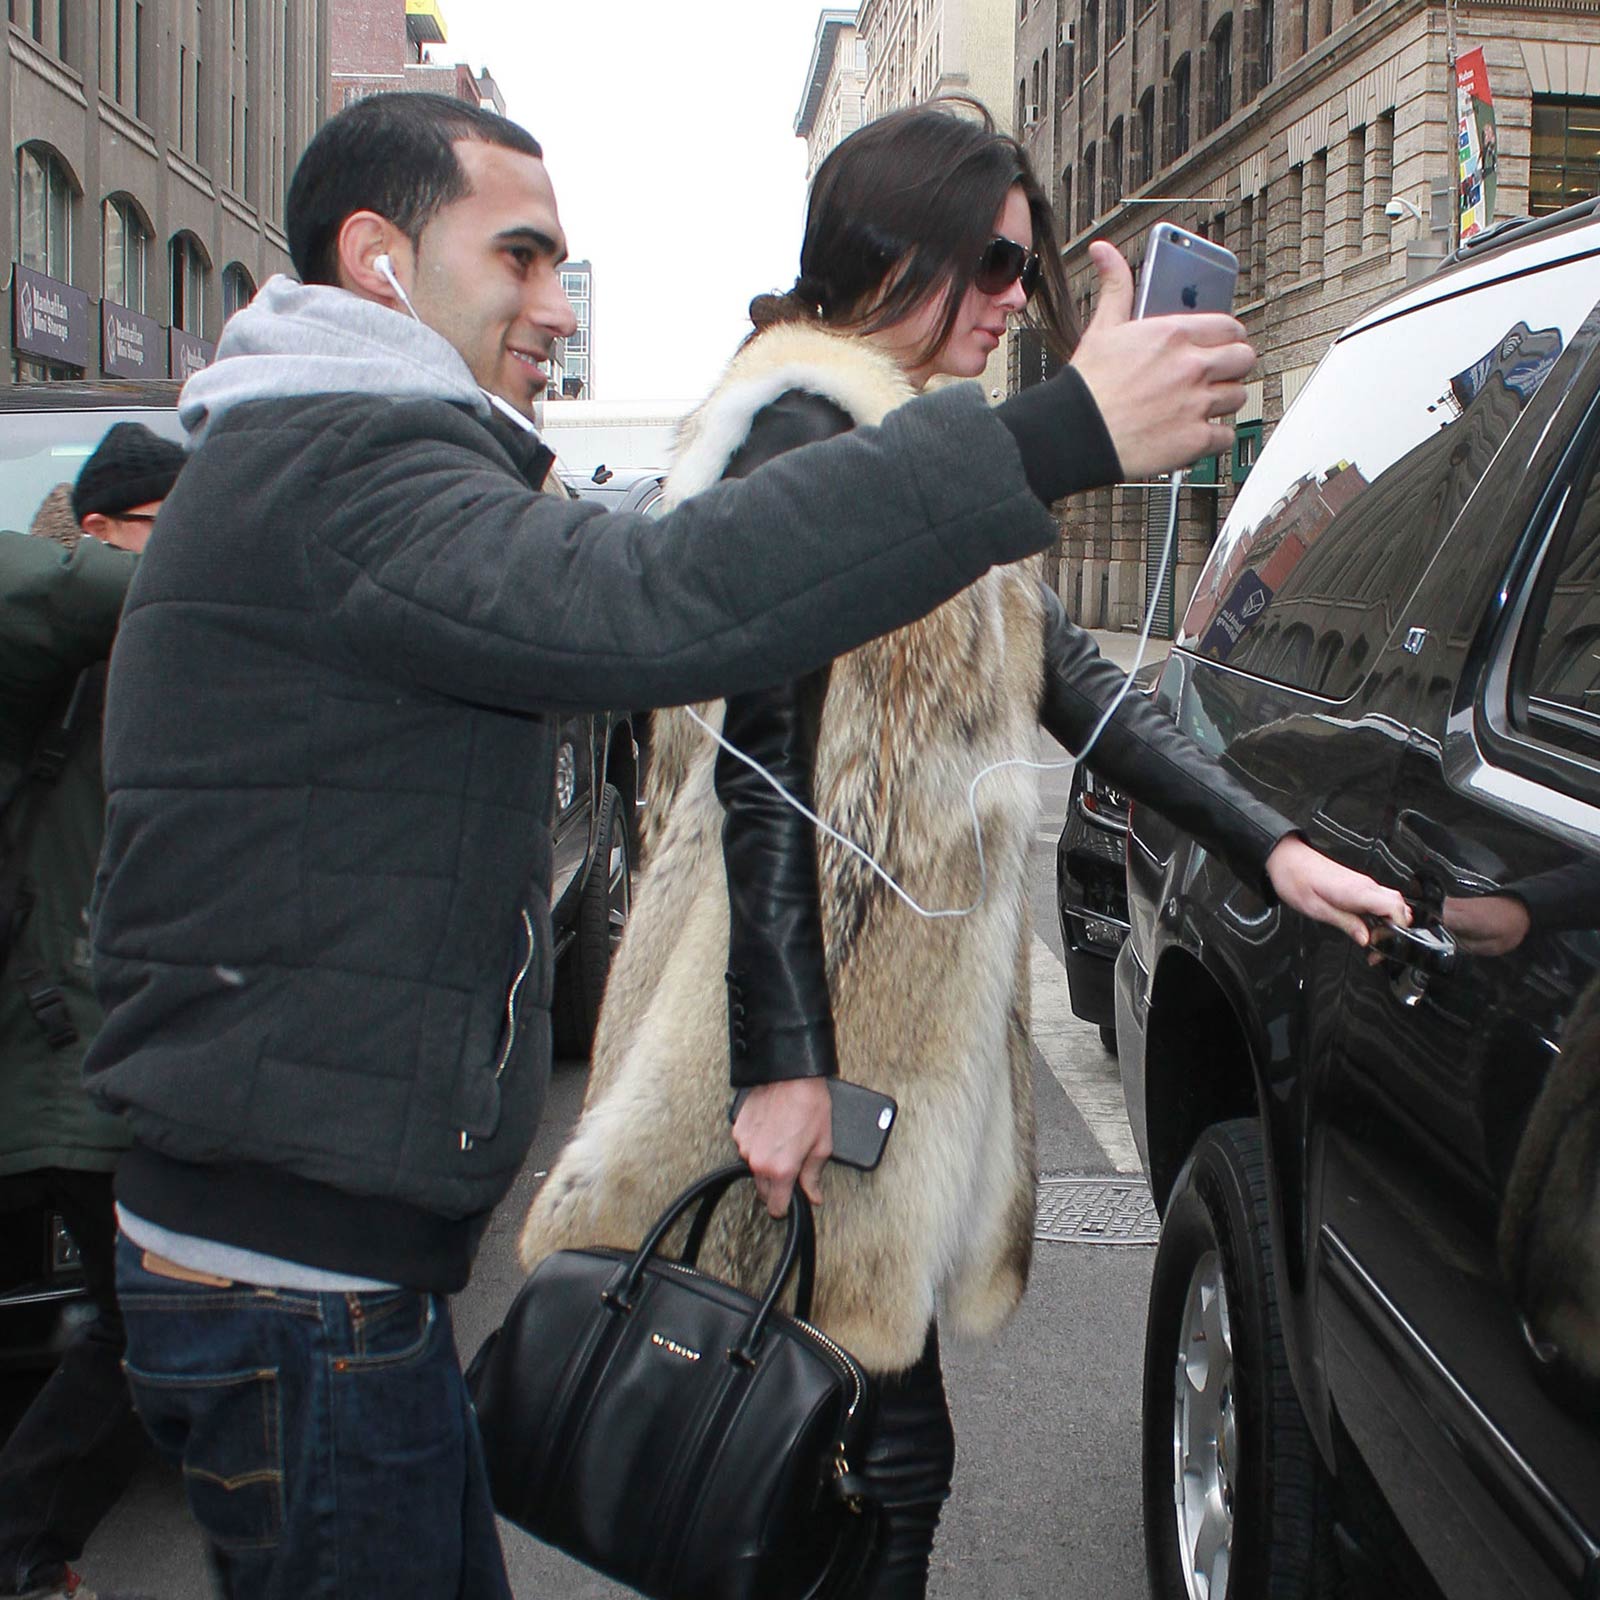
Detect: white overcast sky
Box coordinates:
(430, 0, 832, 402)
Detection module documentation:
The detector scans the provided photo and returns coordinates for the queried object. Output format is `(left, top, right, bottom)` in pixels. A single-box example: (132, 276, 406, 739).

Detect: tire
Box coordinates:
(1100, 1022, 1118, 1055)
(552, 783, 632, 1059)
(1142, 1119, 1335, 1600)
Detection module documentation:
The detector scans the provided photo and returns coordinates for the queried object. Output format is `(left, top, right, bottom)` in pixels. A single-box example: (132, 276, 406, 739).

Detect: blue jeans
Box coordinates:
(114, 1237, 512, 1600)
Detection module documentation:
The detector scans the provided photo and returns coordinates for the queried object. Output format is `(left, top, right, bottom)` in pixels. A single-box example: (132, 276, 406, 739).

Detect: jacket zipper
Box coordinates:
(460, 909, 536, 1152)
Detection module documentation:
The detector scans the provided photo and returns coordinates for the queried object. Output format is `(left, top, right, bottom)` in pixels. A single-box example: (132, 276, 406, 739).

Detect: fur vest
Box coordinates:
(519, 324, 1045, 1374)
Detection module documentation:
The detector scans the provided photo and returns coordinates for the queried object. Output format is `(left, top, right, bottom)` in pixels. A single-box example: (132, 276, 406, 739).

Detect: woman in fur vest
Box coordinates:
(520, 101, 1408, 1597)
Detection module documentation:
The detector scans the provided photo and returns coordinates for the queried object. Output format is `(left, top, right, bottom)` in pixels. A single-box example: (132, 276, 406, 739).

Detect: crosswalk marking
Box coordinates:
(1030, 935, 1143, 1174)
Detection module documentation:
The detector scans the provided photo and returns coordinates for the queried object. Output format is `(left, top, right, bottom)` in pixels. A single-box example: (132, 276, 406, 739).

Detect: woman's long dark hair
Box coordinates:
(751, 98, 1079, 365)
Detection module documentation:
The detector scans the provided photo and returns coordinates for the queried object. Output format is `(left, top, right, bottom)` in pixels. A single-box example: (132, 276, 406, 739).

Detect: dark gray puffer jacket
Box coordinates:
(86, 278, 1088, 1291)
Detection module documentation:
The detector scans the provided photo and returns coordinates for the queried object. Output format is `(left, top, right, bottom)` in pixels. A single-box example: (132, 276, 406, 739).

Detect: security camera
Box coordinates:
(1385, 196, 1425, 223)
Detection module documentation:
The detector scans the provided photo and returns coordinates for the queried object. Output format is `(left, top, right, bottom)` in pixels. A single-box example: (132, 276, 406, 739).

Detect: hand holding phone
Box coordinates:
(1068, 241, 1254, 479)
(729, 1078, 898, 1171)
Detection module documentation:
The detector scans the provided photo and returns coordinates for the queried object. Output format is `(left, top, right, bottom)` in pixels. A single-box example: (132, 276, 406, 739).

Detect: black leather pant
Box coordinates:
(851, 1324, 956, 1600)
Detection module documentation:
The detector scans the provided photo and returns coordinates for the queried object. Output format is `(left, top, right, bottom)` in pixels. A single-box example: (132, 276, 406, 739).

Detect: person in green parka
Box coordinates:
(0, 422, 183, 1600)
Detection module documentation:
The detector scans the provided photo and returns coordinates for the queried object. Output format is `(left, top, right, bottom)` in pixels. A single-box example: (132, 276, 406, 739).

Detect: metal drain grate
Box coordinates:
(1035, 1174, 1160, 1245)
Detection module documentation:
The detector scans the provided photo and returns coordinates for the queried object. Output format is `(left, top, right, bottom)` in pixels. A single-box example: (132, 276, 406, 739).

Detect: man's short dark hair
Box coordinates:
(286, 93, 543, 286)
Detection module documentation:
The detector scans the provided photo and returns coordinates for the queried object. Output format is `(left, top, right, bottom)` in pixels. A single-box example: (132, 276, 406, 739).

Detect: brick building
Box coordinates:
(328, 0, 502, 113)
(5, 0, 327, 384)
(1017, 0, 1600, 632)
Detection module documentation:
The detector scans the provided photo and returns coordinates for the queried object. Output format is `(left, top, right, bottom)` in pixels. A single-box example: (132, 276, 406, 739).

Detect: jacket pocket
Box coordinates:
(453, 906, 539, 1147)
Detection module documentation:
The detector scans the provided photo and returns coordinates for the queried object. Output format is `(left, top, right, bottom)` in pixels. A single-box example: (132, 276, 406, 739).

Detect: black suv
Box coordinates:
(1118, 201, 1600, 1600)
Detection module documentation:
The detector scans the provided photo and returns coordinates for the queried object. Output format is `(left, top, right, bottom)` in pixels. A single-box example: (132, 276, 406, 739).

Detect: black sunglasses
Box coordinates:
(974, 236, 1041, 299)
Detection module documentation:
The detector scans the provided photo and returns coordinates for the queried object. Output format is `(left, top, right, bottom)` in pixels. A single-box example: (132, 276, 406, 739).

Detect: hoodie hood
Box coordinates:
(178, 275, 493, 447)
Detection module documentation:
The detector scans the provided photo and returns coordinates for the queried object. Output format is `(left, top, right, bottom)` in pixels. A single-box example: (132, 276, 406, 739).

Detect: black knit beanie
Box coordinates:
(71, 422, 186, 522)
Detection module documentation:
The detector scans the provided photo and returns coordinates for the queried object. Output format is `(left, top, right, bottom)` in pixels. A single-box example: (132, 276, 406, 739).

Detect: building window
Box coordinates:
(1060, 164, 1073, 234)
(1135, 88, 1156, 185)
(1107, 119, 1124, 209)
(1346, 123, 1366, 250)
(1081, 0, 1098, 79)
(222, 262, 255, 319)
(1060, 29, 1074, 99)
(170, 232, 210, 335)
(1302, 150, 1326, 271)
(134, 0, 146, 118)
(17, 145, 74, 278)
(1531, 96, 1600, 217)
(1259, 0, 1275, 89)
(1211, 15, 1233, 129)
(1286, 163, 1303, 272)
(1233, 421, 1263, 482)
(1170, 55, 1192, 159)
(1110, 0, 1125, 45)
(1081, 142, 1097, 230)
(1368, 111, 1394, 243)
(103, 195, 150, 311)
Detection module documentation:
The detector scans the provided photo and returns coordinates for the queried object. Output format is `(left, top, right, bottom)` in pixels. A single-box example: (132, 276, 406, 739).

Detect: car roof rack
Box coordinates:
(1450, 194, 1600, 265)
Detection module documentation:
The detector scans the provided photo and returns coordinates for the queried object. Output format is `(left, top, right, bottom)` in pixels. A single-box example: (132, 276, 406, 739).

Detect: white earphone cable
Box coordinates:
(686, 469, 1185, 921)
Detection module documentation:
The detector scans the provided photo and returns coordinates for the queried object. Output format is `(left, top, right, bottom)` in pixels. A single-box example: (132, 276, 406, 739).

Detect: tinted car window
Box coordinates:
(1519, 443, 1600, 763)
(1, 408, 185, 534)
(1181, 258, 1600, 699)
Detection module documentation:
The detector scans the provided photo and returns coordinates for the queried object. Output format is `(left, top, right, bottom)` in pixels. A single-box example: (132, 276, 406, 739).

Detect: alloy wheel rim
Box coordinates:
(1172, 1247, 1235, 1600)
(606, 832, 630, 951)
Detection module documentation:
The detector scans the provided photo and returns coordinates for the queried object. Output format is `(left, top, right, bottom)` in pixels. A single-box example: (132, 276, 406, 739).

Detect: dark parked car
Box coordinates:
(1117, 200, 1600, 1600)
(1055, 660, 1162, 1052)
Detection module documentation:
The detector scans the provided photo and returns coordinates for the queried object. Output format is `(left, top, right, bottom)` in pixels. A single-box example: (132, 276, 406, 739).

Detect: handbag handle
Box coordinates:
(608, 1164, 817, 1360)
(679, 1173, 817, 1320)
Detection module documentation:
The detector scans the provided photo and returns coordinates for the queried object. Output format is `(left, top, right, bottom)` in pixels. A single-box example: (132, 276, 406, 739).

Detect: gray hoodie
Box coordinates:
(178, 274, 494, 447)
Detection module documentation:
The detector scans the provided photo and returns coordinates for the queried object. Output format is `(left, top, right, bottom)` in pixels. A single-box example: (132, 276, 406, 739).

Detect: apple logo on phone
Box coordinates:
(1181, 284, 1199, 309)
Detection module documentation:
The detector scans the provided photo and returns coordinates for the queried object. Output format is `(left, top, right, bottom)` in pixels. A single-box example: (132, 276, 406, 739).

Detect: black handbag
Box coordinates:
(467, 1164, 879, 1599)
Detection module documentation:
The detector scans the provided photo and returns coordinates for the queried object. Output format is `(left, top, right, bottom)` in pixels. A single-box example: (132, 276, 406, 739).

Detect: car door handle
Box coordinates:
(1368, 917, 1459, 976)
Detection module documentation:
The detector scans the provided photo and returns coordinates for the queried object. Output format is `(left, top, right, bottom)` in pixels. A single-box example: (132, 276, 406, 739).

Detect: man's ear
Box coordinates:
(335, 212, 411, 305)
(79, 512, 113, 541)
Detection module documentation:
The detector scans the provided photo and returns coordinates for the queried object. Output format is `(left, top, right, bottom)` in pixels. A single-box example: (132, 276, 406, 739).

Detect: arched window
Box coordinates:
(1259, 0, 1276, 89)
(1170, 55, 1192, 159)
(1211, 15, 1234, 128)
(1135, 89, 1157, 186)
(169, 231, 211, 335)
(103, 194, 151, 312)
(1081, 0, 1099, 79)
(17, 144, 76, 278)
(222, 262, 256, 320)
(1107, 119, 1125, 209)
(1081, 142, 1098, 230)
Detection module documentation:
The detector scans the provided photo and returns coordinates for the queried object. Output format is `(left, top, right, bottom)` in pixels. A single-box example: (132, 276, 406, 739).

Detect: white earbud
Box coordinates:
(373, 253, 420, 321)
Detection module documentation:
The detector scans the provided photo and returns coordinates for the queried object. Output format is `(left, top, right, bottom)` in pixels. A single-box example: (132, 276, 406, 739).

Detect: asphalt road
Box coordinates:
(69, 631, 1170, 1600)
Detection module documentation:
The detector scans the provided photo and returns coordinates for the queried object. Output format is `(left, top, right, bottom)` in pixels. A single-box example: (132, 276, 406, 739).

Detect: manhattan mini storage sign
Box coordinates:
(102, 299, 162, 378)
(13, 264, 90, 368)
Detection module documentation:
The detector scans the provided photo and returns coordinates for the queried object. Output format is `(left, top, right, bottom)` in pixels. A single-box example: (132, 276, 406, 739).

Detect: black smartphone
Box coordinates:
(1133, 223, 1239, 319)
(728, 1078, 898, 1171)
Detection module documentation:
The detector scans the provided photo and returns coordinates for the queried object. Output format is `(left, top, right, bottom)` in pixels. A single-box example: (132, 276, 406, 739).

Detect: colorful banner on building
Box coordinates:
(1456, 47, 1498, 243)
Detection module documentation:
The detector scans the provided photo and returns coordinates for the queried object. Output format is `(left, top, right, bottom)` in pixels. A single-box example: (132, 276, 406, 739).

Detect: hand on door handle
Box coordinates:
(1366, 916, 1459, 976)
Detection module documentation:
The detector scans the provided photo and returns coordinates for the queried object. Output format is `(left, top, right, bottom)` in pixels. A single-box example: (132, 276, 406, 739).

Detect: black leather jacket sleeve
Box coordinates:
(715, 390, 854, 1088)
(1038, 585, 1295, 898)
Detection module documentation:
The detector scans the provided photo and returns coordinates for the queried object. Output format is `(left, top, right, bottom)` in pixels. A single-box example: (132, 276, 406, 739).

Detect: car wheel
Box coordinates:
(1143, 1119, 1335, 1600)
(552, 783, 632, 1059)
(1099, 1022, 1118, 1055)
